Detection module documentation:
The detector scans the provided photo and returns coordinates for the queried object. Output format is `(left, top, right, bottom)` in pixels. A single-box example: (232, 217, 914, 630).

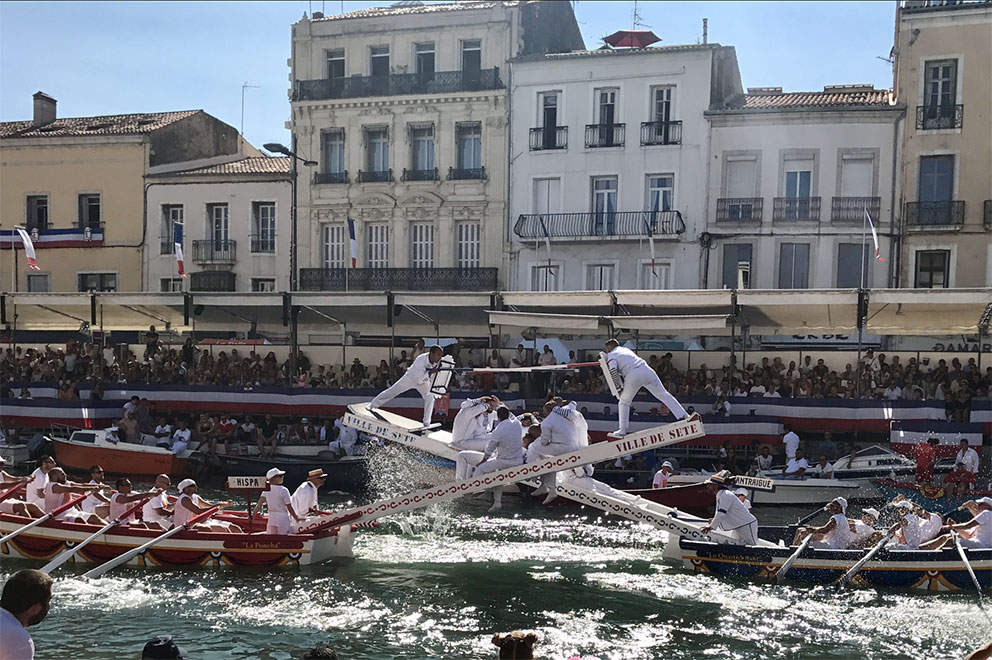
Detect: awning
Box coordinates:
(487, 310, 604, 335)
(867, 289, 992, 335)
(738, 289, 859, 334)
(607, 314, 732, 334)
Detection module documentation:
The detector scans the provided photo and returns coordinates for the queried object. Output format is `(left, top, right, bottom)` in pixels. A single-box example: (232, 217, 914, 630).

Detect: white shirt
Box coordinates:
(482, 415, 524, 464)
(539, 404, 581, 456)
(850, 519, 876, 546)
(782, 431, 800, 458)
(260, 485, 293, 516)
(605, 346, 648, 379)
(652, 469, 671, 488)
(108, 492, 137, 521)
(402, 352, 438, 385)
(142, 491, 171, 526)
(893, 513, 922, 549)
(43, 482, 70, 516)
(155, 424, 173, 437)
(0, 607, 34, 660)
(955, 447, 980, 474)
(26, 468, 47, 507)
(754, 454, 773, 472)
(784, 457, 809, 474)
(820, 513, 852, 549)
(452, 398, 493, 443)
(884, 386, 902, 401)
(807, 462, 833, 479)
(291, 481, 319, 516)
(711, 489, 757, 532)
(968, 509, 992, 547)
(919, 512, 943, 543)
(80, 479, 104, 513)
(538, 351, 556, 366)
(173, 492, 203, 527)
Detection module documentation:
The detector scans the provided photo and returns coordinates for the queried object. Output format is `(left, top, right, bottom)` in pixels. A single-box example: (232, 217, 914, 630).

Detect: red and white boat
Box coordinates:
(51, 429, 194, 478)
(624, 483, 715, 516)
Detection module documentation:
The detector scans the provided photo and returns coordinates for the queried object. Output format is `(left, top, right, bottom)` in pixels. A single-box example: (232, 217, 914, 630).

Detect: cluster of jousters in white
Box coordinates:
(1, 336, 991, 595)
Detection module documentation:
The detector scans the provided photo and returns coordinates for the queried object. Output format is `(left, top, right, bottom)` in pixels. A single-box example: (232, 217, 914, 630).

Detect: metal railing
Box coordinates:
(250, 235, 276, 253)
(640, 120, 682, 146)
(831, 197, 881, 222)
(192, 239, 237, 263)
(294, 68, 503, 101)
(401, 168, 439, 182)
(357, 169, 393, 183)
(513, 210, 685, 239)
(448, 166, 486, 180)
(529, 126, 568, 151)
(585, 123, 625, 148)
(905, 201, 965, 227)
(313, 171, 349, 184)
(299, 267, 498, 291)
(773, 197, 821, 221)
(916, 104, 963, 130)
(985, 200, 992, 230)
(190, 270, 236, 292)
(715, 198, 763, 222)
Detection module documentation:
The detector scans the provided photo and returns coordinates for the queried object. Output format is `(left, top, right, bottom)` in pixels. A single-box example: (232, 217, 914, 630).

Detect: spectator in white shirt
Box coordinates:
(171, 420, 192, 454)
(954, 438, 981, 476)
(783, 449, 809, 480)
(883, 384, 902, 401)
(807, 455, 834, 479)
(782, 424, 801, 461)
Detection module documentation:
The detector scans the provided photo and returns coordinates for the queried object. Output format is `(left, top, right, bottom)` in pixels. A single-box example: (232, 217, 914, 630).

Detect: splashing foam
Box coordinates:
(364, 441, 457, 536)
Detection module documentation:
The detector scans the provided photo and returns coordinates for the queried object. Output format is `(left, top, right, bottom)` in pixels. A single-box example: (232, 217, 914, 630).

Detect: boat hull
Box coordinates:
(624, 484, 715, 516)
(666, 474, 861, 506)
(54, 438, 191, 478)
(216, 455, 368, 493)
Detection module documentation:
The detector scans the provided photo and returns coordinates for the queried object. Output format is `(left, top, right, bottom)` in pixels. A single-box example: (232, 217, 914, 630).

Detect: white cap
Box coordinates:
(862, 507, 880, 519)
(976, 496, 992, 507)
(892, 500, 913, 510)
(176, 478, 196, 492)
(734, 487, 749, 497)
(266, 467, 286, 480)
(834, 497, 848, 513)
(661, 461, 673, 469)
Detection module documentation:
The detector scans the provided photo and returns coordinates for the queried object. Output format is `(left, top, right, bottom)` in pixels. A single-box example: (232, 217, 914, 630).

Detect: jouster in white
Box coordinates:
(702, 472, 758, 545)
(602, 340, 689, 438)
(369, 347, 443, 426)
(531, 400, 585, 504)
(450, 396, 498, 451)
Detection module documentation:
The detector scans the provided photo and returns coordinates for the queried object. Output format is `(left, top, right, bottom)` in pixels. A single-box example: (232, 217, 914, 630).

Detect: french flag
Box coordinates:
(866, 209, 884, 262)
(14, 227, 40, 270)
(174, 222, 186, 277)
(347, 217, 357, 269)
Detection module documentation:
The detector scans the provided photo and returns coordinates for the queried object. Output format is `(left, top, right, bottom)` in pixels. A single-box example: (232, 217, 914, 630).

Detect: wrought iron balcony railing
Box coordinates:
(401, 168, 439, 182)
(313, 171, 349, 184)
(916, 104, 963, 130)
(773, 197, 821, 221)
(585, 123, 625, 148)
(192, 239, 237, 264)
(640, 120, 682, 146)
(831, 197, 881, 222)
(715, 198, 763, 222)
(294, 68, 503, 101)
(985, 200, 992, 231)
(357, 169, 393, 183)
(514, 210, 685, 239)
(448, 166, 486, 180)
(905, 201, 965, 227)
(250, 234, 276, 253)
(299, 267, 497, 291)
(529, 126, 568, 151)
(190, 270, 236, 292)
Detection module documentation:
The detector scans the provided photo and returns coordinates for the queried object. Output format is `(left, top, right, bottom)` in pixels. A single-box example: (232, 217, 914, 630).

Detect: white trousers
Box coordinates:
(370, 378, 435, 426)
(450, 434, 489, 452)
(455, 450, 485, 480)
(474, 457, 520, 477)
(715, 520, 758, 546)
(266, 512, 292, 535)
(618, 366, 687, 434)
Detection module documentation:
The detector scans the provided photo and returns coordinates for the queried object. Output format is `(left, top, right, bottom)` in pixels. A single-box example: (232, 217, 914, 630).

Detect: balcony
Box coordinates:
(640, 120, 682, 146)
(529, 126, 568, 151)
(357, 169, 393, 183)
(190, 270, 236, 292)
(985, 200, 992, 230)
(585, 123, 625, 148)
(192, 239, 237, 264)
(514, 210, 685, 240)
(773, 197, 821, 221)
(299, 267, 498, 291)
(313, 171, 349, 185)
(905, 201, 965, 228)
(294, 68, 503, 102)
(916, 104, 963, 130)
(715, 198, 763, 222)
(831, 197, 881, 223)
(401, 168, 439, 182)
(448, 166, 486, 180)
(250, 235, 276, 254)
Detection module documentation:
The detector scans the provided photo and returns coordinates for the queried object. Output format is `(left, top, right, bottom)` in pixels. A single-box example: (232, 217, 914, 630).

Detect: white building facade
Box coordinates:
(144, 156, 292, 292)
(703, 86, 903, 290)
(507, 44, 743, 292)
(289, 1, 583, 292)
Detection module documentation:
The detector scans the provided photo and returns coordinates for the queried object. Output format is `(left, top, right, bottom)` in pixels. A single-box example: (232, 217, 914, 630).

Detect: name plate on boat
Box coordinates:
(227, 476, 267, 490)
(732, 476, 775, 492)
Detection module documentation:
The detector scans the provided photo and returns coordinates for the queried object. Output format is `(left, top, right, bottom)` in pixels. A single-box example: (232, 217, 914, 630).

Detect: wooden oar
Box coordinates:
(40, 496, 152, 573)
(774, 533, 813, 583)
(835, 525, 899, 588)
(0, 493, 88, 545)
(83, 505, 221, 579)
(0, 482, 27, 504)
(795, 507, 826, 527)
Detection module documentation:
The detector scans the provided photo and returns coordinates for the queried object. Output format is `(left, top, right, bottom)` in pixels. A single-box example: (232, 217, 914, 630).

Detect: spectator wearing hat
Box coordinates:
(0, 569, 53, 660)
(141, 635, 187, 659)
(651, 461, 674, 489)
(252, 468, 302, 535)
(291, 469, 328, 530)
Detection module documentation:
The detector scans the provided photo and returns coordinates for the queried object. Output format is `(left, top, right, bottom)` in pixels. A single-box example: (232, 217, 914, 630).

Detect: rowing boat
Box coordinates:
(871, 479, 992, 511)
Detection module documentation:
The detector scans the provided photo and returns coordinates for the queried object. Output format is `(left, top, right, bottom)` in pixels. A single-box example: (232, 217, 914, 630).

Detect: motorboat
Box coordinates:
(51, 429, 198, 478)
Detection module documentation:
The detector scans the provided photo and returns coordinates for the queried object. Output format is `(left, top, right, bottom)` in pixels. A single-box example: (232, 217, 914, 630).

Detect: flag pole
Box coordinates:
(856, 204, 867, 399)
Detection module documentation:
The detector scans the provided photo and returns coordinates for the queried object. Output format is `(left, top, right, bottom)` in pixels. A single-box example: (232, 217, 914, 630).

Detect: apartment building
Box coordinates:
(289, 1, 583, 292)
(144, 155, 291, 293)
(507, 43, 743, 291)
(703, 85, 903, 290)
(0, 93, 240, 292)
(893, 0, 992, 288)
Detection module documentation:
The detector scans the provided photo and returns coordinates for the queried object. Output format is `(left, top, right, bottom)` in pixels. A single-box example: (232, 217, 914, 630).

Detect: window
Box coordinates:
(456, 122, 481, 170)
(251, 278, 277, 292)
(530, 263, 560, 292)
(726, 158, 757, 197)
(918, 155, 954, 202)
(161, 205, 182, 254)
(366, 127, 389, 172)
(370, 46, 389, 76)
(77, 272, 117, 292)
(595, 88, 617, 124)
(837, 244, 869, 288)
(722, 244, 752, 289)
(461, 40, 481, 75)
(456, 222, 480, 268)
(160, 278, 183, 292)
(410, 224, 434, 269)
(321, 224, 346, 268)
(784, 160, 814, 220)
(533, 178, 561, 215)
(585, 264, 615, 291)
(646, 175, 674, 216)
(366, 224, 389, 269)
(207, 203, 229, 244)
(640, 262, 672, 290)
(410, 124, 435, 171)
(778, 243, 810, 289)
(539, 91, 560, 127)
(652, 86, 675, 123)
(915, 250, 950, 289)
(592, 176, 618, 234)
(326, 49, 345, 80)
(924, 59, 957, 109)
(26, 195, 48, 231)
(78, 194, 101, 229)
(252, 202, 276, 253)
(415, 43, 435, 79)
(840, 156, 873, 197)
(26, 273, 50, 292)
(321, 129, 345, 174)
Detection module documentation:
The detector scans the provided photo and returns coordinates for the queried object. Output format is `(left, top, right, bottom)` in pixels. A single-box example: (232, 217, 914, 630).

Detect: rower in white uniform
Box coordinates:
(465, 407, 525, 512)
(701, 471, 759, 545)
(26, 455, 55, 510)
(793, 497, 851, 549)
(887, 500, 922, 550)
(450, 396, 500, 451)
(602, 339, 695, 438)
(252, 468, 302, 535)
(922, 496, 992, 550)
(531, 399, 584, 504)
(43, 468, 106, 525)
(291, 468, 327, 531)
(173, 479, 239, 533)
(368, 345, 444, 427)
(848, 507, 883, 549)
(0, 458, 43, 519)
(109, 477, 163, 528)
(142, 474, 174, 529)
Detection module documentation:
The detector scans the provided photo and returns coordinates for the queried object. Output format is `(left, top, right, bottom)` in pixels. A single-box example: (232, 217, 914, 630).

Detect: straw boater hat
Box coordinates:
(307, 468, 327, 480)
(706, 470, 733, 486)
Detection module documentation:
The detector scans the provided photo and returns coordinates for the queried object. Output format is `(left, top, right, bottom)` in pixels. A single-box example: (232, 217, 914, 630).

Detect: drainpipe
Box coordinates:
(889, 112, 903, 287)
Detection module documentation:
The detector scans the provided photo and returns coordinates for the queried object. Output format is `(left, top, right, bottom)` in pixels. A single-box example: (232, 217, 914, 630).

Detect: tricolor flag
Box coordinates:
(346, 217, 358, 269)
(642, 212, 657, 278)
(14, 227, 40, 270)
(866, 209, 884, 262)
(537, 215, 555, 279)
(173, 222, 186, 277)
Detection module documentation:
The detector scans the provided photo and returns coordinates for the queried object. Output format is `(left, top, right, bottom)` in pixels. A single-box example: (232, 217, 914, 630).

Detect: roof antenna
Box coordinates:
(702, 18, 708, 44)
(632, 0, 647, 30)
(241, 82, 261, 138)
